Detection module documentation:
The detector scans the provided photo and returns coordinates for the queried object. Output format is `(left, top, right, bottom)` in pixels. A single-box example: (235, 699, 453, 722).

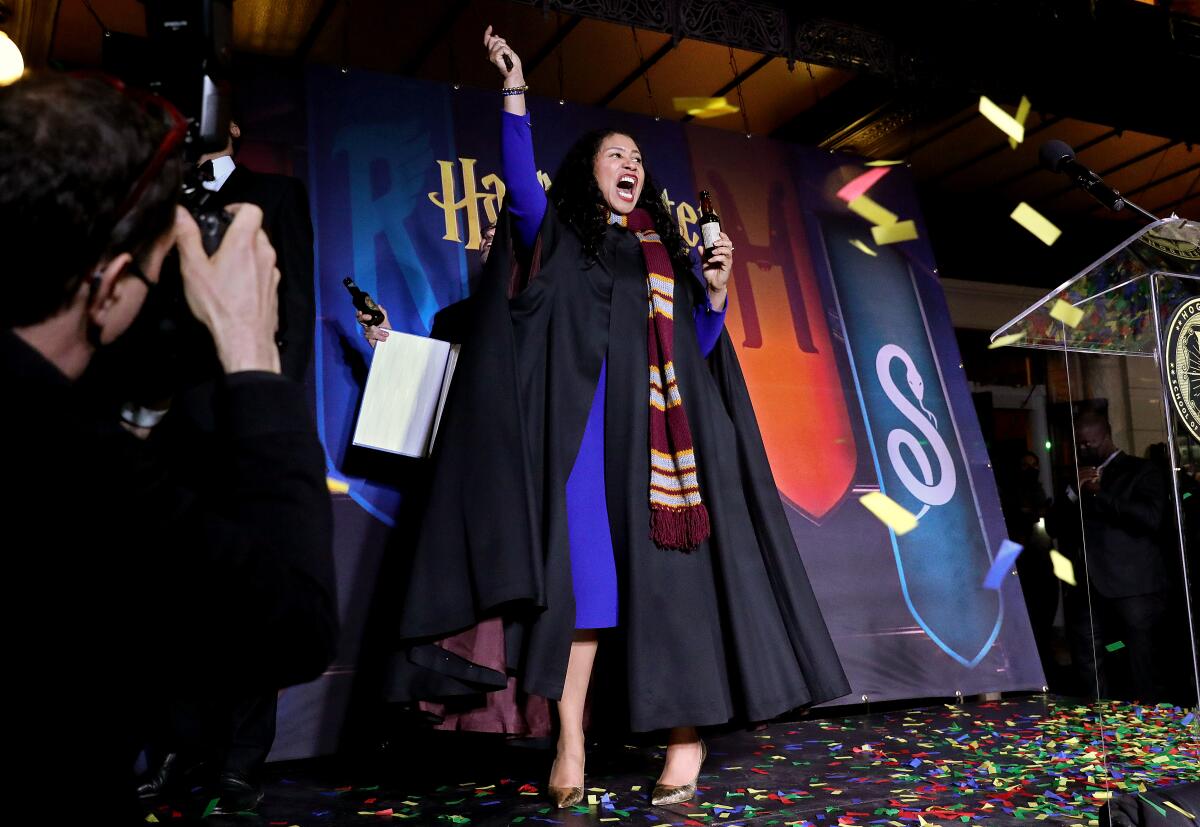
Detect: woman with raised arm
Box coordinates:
(376, 26, 849, 810)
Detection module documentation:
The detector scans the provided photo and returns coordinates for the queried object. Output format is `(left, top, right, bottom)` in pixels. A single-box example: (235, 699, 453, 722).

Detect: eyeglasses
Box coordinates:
(69, 71, 189, 229)
(123, 259, 155, 290)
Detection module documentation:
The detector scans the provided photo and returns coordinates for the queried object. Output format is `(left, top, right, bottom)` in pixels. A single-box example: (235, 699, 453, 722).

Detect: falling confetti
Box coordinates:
(989, 331, 1027, 349)
(1050, 298, 1085, 328)
(1050, 548, 1078, 585)
(1009, 96, 1032, 149)
(982, 539, 1024, 590)
(979, 95, 1026, 143)
(860, 491, 920, 535)
(1011, 202, 1062, 246)
(871, 220, 919, 246)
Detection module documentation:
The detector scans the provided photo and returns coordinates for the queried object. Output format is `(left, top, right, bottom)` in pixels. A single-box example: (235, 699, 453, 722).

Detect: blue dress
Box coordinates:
(501, 112, 726, 629)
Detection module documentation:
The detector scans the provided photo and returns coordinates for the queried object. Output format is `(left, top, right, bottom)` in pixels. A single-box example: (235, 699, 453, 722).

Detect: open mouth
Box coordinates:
(616, 174, 638, 202)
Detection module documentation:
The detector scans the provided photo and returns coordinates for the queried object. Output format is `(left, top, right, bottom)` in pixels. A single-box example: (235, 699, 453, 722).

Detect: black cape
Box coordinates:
(388, 201, 849, 732)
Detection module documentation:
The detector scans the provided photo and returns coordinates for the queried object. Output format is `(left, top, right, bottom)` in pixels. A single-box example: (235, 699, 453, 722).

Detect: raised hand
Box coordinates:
(484, 25, 524, 85)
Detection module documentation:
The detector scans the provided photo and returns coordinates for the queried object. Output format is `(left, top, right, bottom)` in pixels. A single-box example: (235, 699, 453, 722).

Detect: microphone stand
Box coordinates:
(1117, 196, 1162, 224)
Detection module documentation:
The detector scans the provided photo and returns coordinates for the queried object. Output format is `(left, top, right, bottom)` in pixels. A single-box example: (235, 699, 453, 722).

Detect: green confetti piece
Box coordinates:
(1105, 641, 1126, 652)
(202, 798, 220, 818)
(1137, 795, 1168, 818)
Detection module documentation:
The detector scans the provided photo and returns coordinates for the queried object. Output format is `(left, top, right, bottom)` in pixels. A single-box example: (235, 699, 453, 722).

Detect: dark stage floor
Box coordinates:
(146, 697, 1200, 827)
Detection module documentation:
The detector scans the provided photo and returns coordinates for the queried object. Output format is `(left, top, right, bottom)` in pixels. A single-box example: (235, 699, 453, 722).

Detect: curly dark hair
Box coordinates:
(0, 73, 182, 328)
(550, 128, 694, 281)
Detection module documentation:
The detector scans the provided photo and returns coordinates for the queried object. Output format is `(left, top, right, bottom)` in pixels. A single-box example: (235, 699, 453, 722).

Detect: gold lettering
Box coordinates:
(677, 200, 698, 247)
(479, 173, 506, 228)
(661, 188, 677, 215)
(427, 158, 507, 249)
(428, 160, 465, 243)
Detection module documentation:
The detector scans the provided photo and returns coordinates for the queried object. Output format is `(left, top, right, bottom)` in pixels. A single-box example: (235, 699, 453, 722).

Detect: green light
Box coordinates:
(1044, 440, 1052, 451)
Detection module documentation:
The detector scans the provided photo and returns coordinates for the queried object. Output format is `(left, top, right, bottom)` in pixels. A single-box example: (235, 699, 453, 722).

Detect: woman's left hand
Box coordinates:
(699, 232, 733, 310)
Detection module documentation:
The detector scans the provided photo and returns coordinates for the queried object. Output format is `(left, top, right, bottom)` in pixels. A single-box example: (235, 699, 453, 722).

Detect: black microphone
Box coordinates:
(1039, 139, 1125, 211)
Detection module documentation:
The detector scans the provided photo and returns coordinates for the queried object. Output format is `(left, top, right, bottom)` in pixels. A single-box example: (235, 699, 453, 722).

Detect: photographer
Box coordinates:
(0, 73, 336, 821)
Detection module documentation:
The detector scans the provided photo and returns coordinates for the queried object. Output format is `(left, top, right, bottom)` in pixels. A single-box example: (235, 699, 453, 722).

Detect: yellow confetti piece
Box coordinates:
(867, 159, 905, 167)
(1009, 96, 1032, 149)
(849, 239, 878, 257)
(1050, 549, 1077, 586)
(631, 785, 642, 791)
(847, 195, 899, 227)
(145, 817, 160, 824)
(979, 95, 1026, 143)
(587, 794, 599, 805)
(989, 331, 1026, 349)
(1011, 202, 1062, 246)
(673, 95, 728, 111)
(674, 96, 740, 119)
(690, 103, 741, 119)
(871, 220, 919, 246)
(860, 491, 919, 535)
(327, 476, 350, 494)
(1049, 298, 1084, 328)
(1165, 801, 1196, 819)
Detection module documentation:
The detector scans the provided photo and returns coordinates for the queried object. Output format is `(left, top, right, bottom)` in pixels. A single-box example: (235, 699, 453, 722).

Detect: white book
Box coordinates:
(352, 331, 460, 458)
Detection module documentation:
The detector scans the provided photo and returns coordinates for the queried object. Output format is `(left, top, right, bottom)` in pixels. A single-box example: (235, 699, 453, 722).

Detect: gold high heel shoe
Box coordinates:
(651, 739, 707, 807)
(547, 756, 584, 809)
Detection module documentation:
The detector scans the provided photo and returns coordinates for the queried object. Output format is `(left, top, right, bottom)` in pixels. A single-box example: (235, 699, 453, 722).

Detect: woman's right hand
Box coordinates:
(358, 305, 391, 349)
(484, 26, 524, 86)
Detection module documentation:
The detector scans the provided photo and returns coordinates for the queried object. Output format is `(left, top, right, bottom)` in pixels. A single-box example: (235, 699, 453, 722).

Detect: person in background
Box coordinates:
(1063, 411, 1169, 702)
(135, 117, 318, 815)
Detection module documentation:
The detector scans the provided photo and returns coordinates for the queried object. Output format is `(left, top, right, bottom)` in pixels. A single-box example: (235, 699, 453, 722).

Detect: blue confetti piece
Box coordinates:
(982, 539, 1024, 590)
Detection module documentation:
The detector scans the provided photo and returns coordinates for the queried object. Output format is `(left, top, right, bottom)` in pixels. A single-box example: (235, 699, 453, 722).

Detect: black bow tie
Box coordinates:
(198, 160, 215, 182)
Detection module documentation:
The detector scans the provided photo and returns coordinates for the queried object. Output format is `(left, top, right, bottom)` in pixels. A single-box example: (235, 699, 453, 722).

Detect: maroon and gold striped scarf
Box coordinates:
(618, 208, 710, 550)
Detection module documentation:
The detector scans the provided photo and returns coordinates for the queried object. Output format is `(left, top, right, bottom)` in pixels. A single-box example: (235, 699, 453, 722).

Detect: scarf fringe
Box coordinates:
(651, 503, 711, 551)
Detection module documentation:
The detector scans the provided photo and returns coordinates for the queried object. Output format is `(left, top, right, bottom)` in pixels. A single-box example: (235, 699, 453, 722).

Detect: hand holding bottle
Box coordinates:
(696, 190, 732, 311)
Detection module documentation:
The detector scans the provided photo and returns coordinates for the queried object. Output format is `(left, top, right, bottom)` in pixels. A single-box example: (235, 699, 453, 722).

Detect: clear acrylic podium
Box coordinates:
(992, 217, 1200, 718)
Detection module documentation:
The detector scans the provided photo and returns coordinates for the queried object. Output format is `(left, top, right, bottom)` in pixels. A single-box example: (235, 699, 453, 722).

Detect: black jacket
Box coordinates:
(205, 165, 315, 381)
(1080, 452, 1170, 598)
(3, 331, 336, 822)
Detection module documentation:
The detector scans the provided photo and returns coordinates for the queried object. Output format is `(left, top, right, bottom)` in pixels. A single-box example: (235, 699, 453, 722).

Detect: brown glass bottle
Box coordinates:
(698, 190, 721, 253)
(343, 277, 385, 326)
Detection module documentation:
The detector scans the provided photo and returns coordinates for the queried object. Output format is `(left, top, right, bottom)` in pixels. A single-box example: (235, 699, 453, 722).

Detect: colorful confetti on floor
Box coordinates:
(152, 697, 1199, 826)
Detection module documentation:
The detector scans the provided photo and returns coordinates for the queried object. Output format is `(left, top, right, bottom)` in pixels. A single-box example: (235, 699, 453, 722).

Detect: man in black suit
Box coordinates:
(0, 73, 336, 823)
(137, 121, 318, 814)
(197, 120, 314, 381)
(1064, 411, 1170, 701)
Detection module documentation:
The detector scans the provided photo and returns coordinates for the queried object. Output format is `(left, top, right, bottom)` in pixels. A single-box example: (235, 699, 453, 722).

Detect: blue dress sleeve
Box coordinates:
(690, 247, 726, 357)
(501, 111, 546, 250)
(694, 293, 727, 358)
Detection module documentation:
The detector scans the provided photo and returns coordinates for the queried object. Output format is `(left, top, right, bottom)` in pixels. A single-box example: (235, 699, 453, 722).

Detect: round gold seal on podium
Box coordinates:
(1165, 296, 1200, 442)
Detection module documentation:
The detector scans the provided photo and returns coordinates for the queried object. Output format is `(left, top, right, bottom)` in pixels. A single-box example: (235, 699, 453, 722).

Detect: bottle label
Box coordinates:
(701, 221, 722, 250)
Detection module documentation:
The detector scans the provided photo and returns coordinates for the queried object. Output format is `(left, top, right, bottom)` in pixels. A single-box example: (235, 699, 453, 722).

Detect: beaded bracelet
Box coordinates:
(501, 84, 528, 96)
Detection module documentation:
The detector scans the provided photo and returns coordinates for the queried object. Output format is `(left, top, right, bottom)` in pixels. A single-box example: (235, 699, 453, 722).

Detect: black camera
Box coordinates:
(103, 0, 235, 248)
